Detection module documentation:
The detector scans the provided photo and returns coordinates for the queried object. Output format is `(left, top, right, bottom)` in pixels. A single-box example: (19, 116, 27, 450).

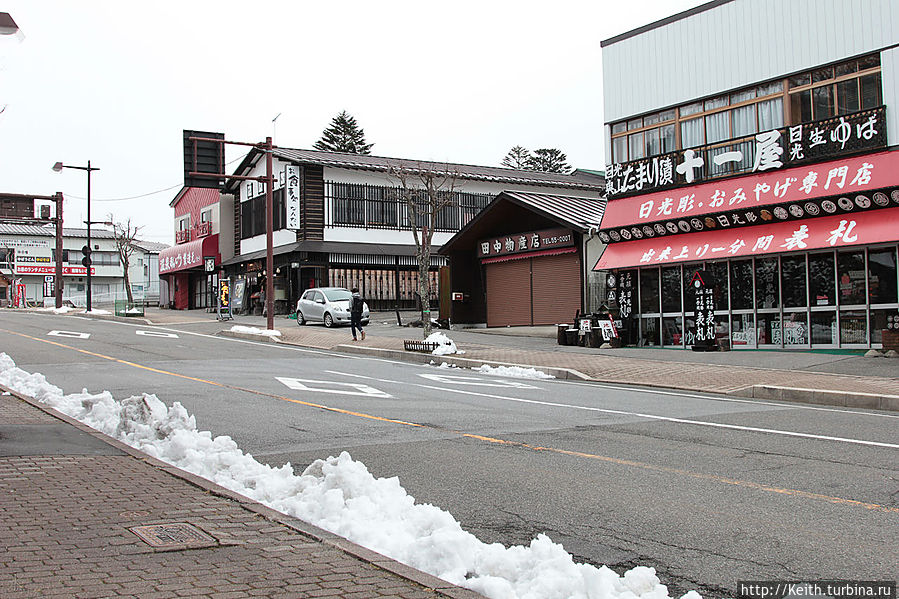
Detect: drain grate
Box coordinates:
(129, 522, 218, 550)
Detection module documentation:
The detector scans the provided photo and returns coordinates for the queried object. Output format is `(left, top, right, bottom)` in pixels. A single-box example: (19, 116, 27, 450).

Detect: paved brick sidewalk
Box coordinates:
(0, 391, 481, 599)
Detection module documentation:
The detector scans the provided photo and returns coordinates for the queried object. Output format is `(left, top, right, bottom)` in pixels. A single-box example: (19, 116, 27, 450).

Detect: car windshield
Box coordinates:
(322, 289, 352, 302)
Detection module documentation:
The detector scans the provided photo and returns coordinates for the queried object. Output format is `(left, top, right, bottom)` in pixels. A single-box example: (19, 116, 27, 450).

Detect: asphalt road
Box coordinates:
(1, 310, 897, 598)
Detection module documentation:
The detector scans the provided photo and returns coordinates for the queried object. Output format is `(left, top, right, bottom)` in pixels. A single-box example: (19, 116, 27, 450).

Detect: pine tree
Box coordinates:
(528, 148, 572, 173)
(501, 145, 532, 170)
(313, 111, 374, 154)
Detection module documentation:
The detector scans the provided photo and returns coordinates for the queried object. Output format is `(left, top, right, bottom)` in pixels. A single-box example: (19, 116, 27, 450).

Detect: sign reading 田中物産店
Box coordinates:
(477, 227, 574, 259)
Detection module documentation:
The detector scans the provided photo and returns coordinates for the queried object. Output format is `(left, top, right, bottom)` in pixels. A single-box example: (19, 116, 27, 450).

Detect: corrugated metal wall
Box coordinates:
(603, 0, 899, 138)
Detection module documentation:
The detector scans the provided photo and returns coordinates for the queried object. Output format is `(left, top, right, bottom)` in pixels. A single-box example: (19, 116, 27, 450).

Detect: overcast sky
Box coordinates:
(0, 1, 706, 244)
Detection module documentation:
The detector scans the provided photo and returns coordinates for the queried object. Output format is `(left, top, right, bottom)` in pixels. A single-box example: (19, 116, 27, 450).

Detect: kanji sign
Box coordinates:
(285, 164, 301, 230)
(689, 270, 716, 351)
(605, 106, 886, 199)
(477, 227, 574, 259)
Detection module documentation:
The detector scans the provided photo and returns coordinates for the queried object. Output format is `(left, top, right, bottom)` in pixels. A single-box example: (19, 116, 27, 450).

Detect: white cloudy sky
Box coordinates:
(0, 1, 705, 244)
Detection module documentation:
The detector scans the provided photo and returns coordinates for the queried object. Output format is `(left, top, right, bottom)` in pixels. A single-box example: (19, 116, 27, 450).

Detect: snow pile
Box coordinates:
(230, 325, 282, 337)
(473, 364, 555, 380)
(37, 306, 75, 314)
(0, 353, 698, 599)
(429, 361, 460, 369)
(86, 309, 111, 315)
(426, 332, 464, 356)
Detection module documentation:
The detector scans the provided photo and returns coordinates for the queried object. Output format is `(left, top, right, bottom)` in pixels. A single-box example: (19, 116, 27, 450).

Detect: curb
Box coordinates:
(0, 383, 483, 599)
(728, 384, 899, 411)
(332, 344, 593, 380)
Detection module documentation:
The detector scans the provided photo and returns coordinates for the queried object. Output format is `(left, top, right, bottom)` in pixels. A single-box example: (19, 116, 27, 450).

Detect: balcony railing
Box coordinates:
(175, 229, 190, 244)
(193, 221, 212, 238)
(605, 106, 887, 199)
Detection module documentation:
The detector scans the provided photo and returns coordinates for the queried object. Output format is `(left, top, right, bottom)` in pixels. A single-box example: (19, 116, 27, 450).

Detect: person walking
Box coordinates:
(350, 287, 366, 341)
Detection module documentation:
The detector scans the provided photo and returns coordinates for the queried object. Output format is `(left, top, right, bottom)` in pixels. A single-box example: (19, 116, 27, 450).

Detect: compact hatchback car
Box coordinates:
(295, 287, 370, 328)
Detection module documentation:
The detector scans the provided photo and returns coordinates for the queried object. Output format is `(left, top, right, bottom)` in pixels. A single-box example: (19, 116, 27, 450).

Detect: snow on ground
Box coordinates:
(86, 309, 111, 315)
(426, 332, 465, 356)
(230, 325, 282, 337)
(472, 364, 556, 380)
(37, 306, 75, 314)
(0, 353, 698, 599)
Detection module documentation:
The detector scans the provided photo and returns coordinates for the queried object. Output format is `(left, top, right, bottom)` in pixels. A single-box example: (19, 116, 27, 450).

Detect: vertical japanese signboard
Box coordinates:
(218, 277, 232, 321)
(285, 165, 301, 230)
(690, 270, 717, 351)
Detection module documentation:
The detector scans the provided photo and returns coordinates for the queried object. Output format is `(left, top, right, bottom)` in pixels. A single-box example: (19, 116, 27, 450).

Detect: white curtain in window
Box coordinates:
(680, 118, 704, 149)
(757, 98, 784, 131)
(731, 105, 757, 137)
(705, 111, 730, 144)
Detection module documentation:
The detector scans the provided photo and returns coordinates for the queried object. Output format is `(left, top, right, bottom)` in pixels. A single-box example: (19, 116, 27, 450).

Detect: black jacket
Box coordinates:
(350, 293, 364, 316)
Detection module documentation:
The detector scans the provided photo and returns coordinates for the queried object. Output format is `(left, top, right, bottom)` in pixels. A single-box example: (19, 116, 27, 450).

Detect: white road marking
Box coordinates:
(136, 330, 179, 338)
(417, 372, 539, 389)
(48, 330, 90, 339)
(276, 376, 391, 398)
(332, 371, 899, 449)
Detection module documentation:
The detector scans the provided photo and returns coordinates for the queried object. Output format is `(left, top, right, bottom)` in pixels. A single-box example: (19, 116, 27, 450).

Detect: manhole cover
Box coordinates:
(129, 522, 218, 550)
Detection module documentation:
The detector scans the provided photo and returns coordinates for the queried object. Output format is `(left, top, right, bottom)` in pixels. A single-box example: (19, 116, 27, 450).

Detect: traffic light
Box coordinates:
(81, 245, 92, 267)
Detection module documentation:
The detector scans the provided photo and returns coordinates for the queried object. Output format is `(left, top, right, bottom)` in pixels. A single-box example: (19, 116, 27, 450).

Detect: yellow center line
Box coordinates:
(4, 327, 896, 514)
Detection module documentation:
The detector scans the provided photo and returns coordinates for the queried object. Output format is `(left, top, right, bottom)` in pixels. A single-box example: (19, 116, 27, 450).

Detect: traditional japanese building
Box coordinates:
(595, 0, 899, 349)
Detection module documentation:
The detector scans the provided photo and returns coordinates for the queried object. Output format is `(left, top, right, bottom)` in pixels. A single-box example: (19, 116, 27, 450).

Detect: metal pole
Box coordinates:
(54, 192, 63, 308)
(86, 160, 92, 312)
(265, 137, 274, 331)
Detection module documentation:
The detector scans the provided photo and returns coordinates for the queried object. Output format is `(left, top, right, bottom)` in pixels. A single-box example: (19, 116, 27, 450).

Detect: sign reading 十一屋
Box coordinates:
(605, 106, 886, 199)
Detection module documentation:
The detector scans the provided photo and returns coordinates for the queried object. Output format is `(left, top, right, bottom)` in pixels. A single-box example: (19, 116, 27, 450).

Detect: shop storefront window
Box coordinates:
(661, 266, 681, 312)
(756, 258, 779, 309)
(731, 313, 755, 346)
(809, 252, 836, 306)
(781, 256, 807, 308)
(662, 316, 683, 346)
(707, 262, 729, 309)
(870, 309, 898, 345)
(639, 268, 660, 314)
(730, 260, 753, 310)
(811, 311, 838, 345)
(838, 251, 866, 305)
(782, 312, 808, 346)
(641, 316, 660, 346)
(868, 248, 898, 304)
(757, 313, 780, 345)
(840, 310, 868, 344)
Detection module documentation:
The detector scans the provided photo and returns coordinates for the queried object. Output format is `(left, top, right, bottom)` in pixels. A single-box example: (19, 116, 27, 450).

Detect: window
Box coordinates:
(809, 252, 836, 306)
(730, 260, 753, 310)
(838, 251, 866, 305)
(755, 258, 779, 309)
(789, 54, 881, 122)
(868, 248, 897, 304)
(661, 266, 681, 312)
(781, 255, 807, 308)
(200, 208, 212, 223)
(639, 268, 660, 313)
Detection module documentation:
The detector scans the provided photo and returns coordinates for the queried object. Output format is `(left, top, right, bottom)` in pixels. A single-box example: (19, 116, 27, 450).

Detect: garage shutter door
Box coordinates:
(531, 253, 581, 325)
(486, 260, 531, 327)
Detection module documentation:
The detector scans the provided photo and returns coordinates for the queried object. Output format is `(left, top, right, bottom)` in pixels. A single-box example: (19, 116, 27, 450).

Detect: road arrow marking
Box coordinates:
(276, 377, 391, 398)
(136, 330, 179, 338)
(48, 330, 90, 339)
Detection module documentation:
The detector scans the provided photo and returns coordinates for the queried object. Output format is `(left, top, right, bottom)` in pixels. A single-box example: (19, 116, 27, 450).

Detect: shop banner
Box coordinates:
(594, 206, 899, 270)
(217, 277, 232, 321)
(600, 151, 899, 230)
(285, 165, 301, 230)
(16, 265, 93, 275)
(478, 227, 574, 259)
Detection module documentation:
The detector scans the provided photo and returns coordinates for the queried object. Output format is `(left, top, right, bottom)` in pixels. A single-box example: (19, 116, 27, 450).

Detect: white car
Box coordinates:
(295, 287, 370, 328)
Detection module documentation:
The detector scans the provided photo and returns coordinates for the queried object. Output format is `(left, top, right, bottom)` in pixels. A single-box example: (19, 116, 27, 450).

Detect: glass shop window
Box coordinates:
(639, 268, 660, 314)
(755, 258, 779, 309)
(661, 266, 681, 312)
(730, 260, 753, 310)
(781, 255, 807, 308)
(809, 252, 836, 306)
(837, 251, 866, 305)
(867, 248, 897, 304)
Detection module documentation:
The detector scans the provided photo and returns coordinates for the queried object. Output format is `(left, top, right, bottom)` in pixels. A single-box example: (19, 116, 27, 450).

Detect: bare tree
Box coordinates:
(108, 215, 143, 304)
(387, 162, 459, 338)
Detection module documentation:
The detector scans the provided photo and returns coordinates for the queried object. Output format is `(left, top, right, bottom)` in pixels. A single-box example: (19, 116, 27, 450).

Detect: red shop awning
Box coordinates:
(594, 206, 899, 270)
(159, 234, 219, 275)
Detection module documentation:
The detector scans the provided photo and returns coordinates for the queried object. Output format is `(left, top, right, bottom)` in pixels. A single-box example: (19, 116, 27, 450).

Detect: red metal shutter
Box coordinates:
(531, 253, 581, 325)
(486, 260, 531, 327)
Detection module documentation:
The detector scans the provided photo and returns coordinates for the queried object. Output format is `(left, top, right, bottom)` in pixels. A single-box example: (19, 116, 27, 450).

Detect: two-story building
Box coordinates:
(0, 224, 167, 308)
(192, 146, 605, 316)
(595, 0, 899, 350)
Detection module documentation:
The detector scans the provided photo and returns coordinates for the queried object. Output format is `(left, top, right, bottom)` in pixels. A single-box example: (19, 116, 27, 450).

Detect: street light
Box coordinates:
(52, 160, 100, 311)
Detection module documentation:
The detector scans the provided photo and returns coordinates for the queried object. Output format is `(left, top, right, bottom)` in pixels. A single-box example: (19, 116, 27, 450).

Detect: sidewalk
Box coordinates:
(0, 388, 481, 599)
(196, 309, 899, 412)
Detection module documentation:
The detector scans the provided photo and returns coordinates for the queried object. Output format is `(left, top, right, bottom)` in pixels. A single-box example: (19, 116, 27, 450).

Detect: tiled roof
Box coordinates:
(227, 147, 605, 192)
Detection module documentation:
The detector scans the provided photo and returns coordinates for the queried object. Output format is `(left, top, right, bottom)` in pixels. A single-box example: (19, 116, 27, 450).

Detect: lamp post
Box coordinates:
(52, 160, 100, 311)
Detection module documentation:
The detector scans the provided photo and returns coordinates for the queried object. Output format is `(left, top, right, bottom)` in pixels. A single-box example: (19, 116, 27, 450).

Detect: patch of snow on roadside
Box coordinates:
(0, 353, 698, 599)
(426, 332, 464, 356)
(230, 325, 282, 337)
(473, 364, 555, 380)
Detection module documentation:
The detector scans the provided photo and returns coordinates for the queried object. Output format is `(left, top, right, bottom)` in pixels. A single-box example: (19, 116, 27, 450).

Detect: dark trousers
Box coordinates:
(351, 314, 364, 339)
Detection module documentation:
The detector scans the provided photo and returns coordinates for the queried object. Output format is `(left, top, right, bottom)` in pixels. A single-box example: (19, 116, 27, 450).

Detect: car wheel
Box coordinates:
(296, 311, 306, 326)
(323, 313, 334, 328)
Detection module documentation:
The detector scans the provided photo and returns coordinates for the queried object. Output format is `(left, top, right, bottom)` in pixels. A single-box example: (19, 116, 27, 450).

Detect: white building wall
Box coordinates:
(602, 0, 899, 124)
